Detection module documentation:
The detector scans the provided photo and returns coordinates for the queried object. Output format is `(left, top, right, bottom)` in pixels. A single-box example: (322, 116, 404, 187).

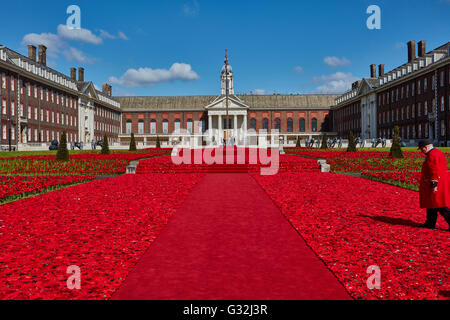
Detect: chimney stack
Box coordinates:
(102, 83, 112, 96)
(78, 67, 84, 82)
(378, 64, 385, 77)
(38, 45, 47, 66)
(407, 40, 416, 62)
(370, 64, 377, 78)
(418, 40, 426, 57)
(70, 67, 77, 80)
(28, 45, 37, 61)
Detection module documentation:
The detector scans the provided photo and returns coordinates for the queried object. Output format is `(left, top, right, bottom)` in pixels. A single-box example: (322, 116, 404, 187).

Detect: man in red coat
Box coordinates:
(418, 139, 450, 231)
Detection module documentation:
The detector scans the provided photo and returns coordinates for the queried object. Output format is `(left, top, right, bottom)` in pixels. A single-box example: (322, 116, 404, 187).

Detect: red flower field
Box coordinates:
(0, 175, 96, 202)
(252, 172, 450, 300)
(0, 173, 204, 299)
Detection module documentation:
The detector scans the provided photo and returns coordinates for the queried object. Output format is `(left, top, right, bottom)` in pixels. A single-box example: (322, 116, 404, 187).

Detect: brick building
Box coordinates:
(117, 53, 336, 147)
(0, 44, 121, 151)
(333, 40, 450, 146)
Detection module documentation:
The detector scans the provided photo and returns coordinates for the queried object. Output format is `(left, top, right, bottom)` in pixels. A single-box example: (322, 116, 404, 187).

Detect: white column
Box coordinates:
(243, 114, 248, 146)
(234, 114, 238, 141)
(218, 114, 222, 142)
(208, 114, 212, 140)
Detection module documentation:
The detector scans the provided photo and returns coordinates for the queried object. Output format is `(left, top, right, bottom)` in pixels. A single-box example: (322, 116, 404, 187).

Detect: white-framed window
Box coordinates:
(150, 120, 156, 134)
(441, 96, 445, 112)
(52, 111, 54, 123)
(10, 77, 15, 91)
(424, 101, 428, 115)
(424, 78, 427, 91)
(34, 107, 38, 120)
(138, 120, 144, 134)
(34, 129, 38, 142)
(1, 99, 6, 115)
(11, 101, 15, 116)
(441, 71, 444, 87)
(187, 119, 193, 134)
(34, 86, 38, 98)
(20, 103, 24, 117)
(1, 73, 6, 89)
(2, 124, 6, 139)
(28, 106, 31, 119)
(40, 109, 43, 121)
(126, 120, 132, 134)
(441, 120, 445, 137)
(163, 120, 169, 134)
(27, 84, 31, 96)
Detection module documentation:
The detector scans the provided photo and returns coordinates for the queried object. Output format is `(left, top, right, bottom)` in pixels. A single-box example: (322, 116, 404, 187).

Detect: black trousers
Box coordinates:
(425, 207, 450, 227)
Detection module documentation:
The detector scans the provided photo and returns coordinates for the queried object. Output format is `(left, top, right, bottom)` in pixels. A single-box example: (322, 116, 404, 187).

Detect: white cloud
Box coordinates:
(323, 56, 351, 68)
(312, 72, 359, 94)
(22, 32, 63, 58)
(395, 42, 406, 49)
(62, 47, 96, 64)
(294, 66, 304, 74)
(109, 63, 200, 87)
(183, 0, 200, 16)
(118, 32, 129, 40)
(251, 89, 269, 95)
(57, 25, 103, 45)
(100, 30, 129, 40)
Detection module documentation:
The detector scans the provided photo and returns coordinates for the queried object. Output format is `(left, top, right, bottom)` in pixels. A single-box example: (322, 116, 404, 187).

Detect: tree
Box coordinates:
(347, 131, 357, 152)
(101, 134, 110, 155)
(321, 133, 328, 149)
(129, 133, 137, 151)
(296, 136, 301, 147)
(389, 126, 404, 158)
(56, 131, 69, 161)
(156, 135, 161, 149)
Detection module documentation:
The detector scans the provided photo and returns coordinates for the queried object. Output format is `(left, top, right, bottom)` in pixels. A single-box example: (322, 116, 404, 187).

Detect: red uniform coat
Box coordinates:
(419, 148, 450, 209)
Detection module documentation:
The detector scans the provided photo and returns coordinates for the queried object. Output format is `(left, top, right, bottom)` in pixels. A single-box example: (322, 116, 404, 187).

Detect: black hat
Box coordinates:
(418, 139, 433, 149)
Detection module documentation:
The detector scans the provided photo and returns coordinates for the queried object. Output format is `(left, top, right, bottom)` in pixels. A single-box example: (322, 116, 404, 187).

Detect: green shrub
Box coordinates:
(129, 133, 137, 151)
(347, 131, 357, 152)
(56, 132, 69, 161)
(321, 133, 328, 149)
(156, 135, 161, 149)
(101, 134, 110, 155)
(389, 126, 404, 158)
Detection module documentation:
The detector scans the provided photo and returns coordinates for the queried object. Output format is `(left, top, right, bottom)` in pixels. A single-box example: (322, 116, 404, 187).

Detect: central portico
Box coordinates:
(205, 51, 249, 143)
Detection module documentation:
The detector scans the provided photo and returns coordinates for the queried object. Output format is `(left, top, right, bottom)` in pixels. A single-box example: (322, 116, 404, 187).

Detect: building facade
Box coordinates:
(333, 40, 450, 146)
(0, 44, 121, 151)
(117, 53, 336, 147)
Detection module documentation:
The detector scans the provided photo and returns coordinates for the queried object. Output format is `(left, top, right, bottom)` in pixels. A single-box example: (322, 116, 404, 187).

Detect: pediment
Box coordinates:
(205, 95, 249, 110)
(357, 79, 375, 96)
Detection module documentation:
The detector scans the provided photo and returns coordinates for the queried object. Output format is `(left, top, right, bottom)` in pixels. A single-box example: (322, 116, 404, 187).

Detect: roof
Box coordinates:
(115, 94, 338, 111)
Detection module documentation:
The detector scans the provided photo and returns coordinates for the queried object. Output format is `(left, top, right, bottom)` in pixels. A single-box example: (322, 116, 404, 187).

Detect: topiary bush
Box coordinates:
(347, 131, 357, 152)
(101, 134, 110, 155)
(56, 131, 69, 161)
(129, 133, 137, 151)
(296, 136, 301, 147)
(389, 126, 404, 158)
(321, 133, 328, 149)
(156, 135, 161, 149)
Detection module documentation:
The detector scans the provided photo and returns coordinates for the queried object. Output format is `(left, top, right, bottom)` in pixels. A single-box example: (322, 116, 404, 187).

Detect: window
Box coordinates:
(441, 120, 445, 137)
(35, 108, 38, 120)
(173, 119, 181, 133)
(424, 78, 427, 91)
(150, 120, 157, 134)
(138, 120, 144, 134)
(187, 119, 193, 134)
(287, 118, 293, 133)
(1, 73, 6, 89)
(299, 118, 306, 132)
(1, 99, 6, 115)
(274, 118, 281, 132)
(2, 125, 6, 139)
(311, 118, 318, 132)
(163, 120, 169, 134)
(262, 118, 269, 131)
(126, 120, 132, 134)
(250, 118, 256, 130)
(441, 72, 444, 87)
(441, 96, 445, 112)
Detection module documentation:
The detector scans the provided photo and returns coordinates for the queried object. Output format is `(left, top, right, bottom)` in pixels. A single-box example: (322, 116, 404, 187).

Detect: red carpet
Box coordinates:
(112, 173, 351, 300)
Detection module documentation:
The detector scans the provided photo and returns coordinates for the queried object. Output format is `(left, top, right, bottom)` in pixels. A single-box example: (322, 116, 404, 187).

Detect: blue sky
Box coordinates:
(1, 0, 449, 96)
